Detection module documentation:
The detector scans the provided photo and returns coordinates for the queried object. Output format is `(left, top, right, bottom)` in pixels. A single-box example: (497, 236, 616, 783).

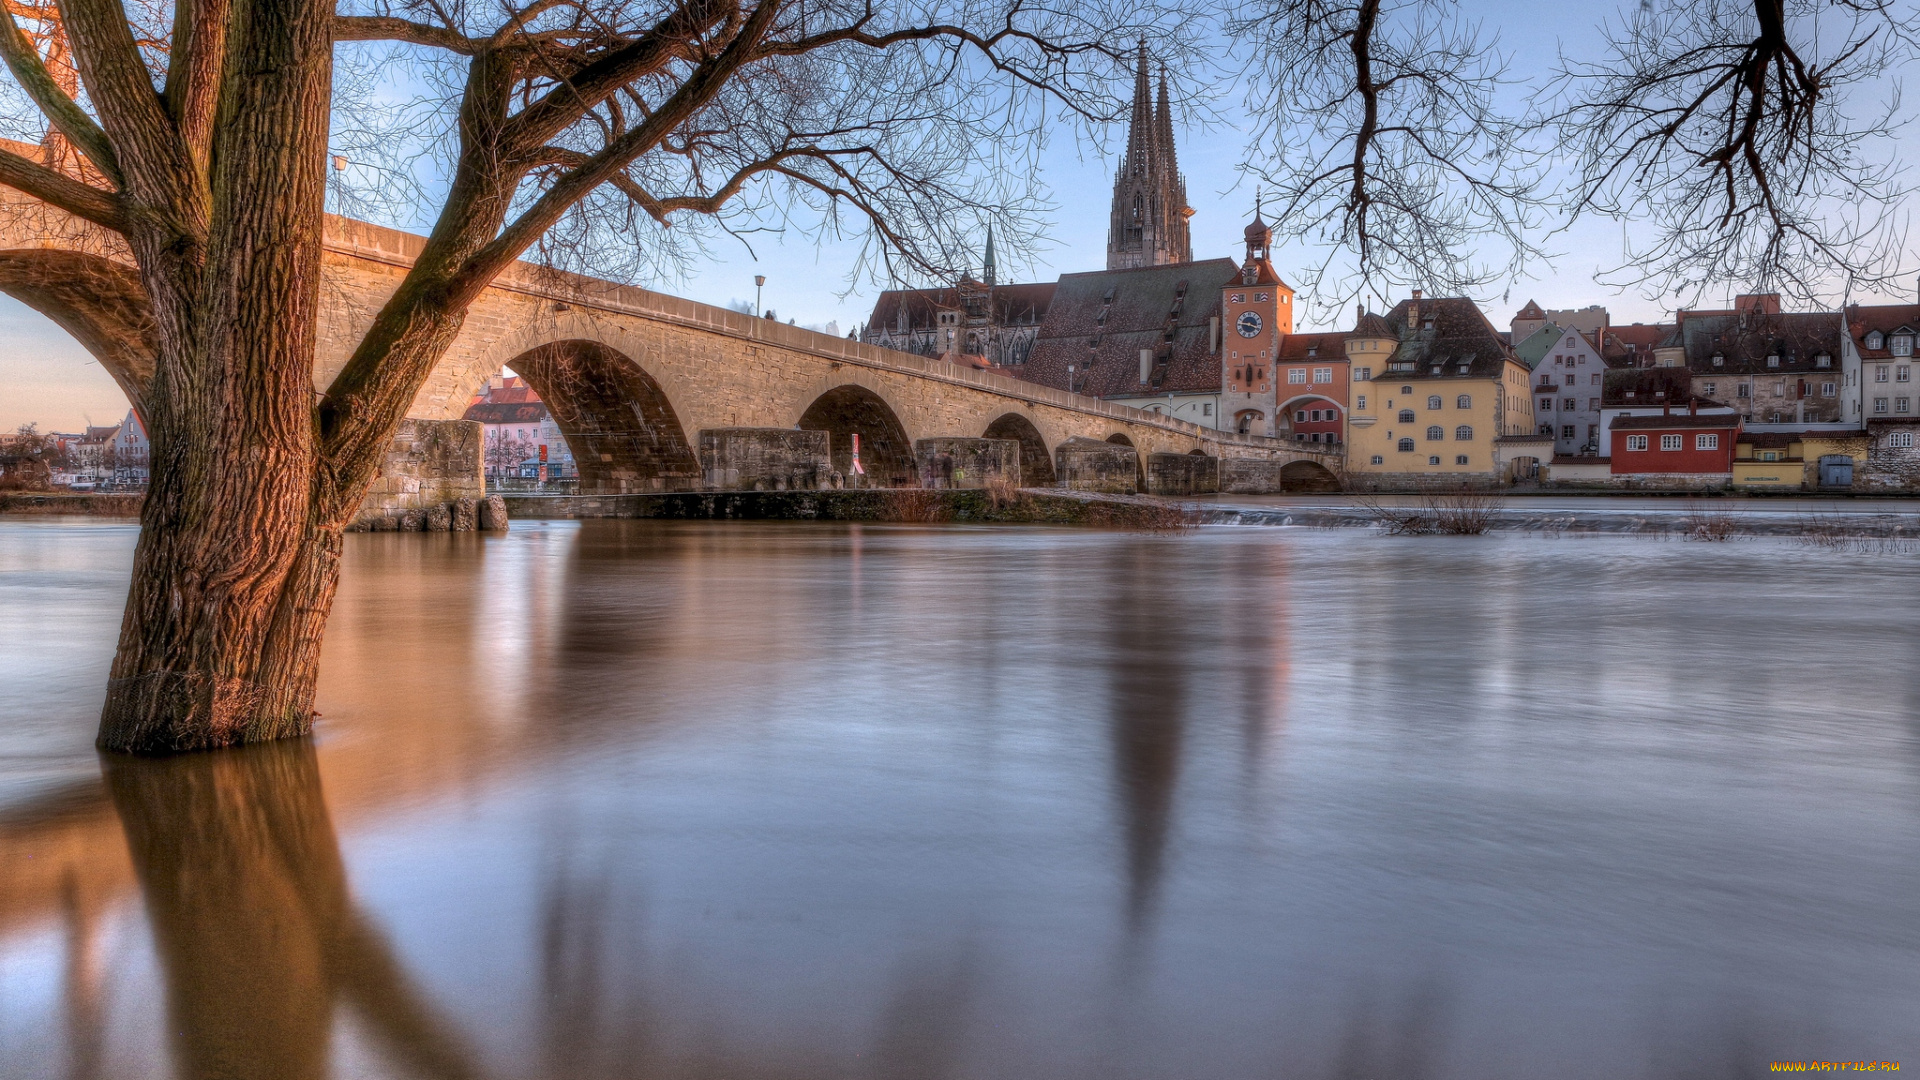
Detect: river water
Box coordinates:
(1, 517, 1917, 1078)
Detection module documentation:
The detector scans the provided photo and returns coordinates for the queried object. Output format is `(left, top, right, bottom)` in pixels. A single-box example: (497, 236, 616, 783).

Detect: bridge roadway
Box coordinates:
(0, 180, 1340, 494)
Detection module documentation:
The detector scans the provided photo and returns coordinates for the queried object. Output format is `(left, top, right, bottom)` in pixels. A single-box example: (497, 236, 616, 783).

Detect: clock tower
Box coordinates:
(1219, 210, 1294, 435)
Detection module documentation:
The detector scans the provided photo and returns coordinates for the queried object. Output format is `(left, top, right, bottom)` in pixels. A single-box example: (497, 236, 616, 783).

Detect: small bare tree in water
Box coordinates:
(0, 0, 1195, 752)
(1550, 0, 1919, 304)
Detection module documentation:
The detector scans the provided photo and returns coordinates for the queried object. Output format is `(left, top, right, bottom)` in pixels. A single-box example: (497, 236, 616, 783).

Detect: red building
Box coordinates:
(1609, 409, 1741, 476)
(1277, 331, 1351, 446)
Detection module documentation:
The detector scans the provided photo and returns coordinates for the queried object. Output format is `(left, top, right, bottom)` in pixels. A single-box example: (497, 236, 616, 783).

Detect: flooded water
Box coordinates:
(2, 517, 1918, 1078)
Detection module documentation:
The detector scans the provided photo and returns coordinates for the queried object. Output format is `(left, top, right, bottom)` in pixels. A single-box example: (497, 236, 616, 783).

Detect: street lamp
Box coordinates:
(754, 275, 766, 318)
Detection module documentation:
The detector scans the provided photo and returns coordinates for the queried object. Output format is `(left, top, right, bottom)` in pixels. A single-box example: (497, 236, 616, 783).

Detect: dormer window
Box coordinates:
(1712, 354, 1724, 366)
(1816, 353, 1832, 368)
(1895, 333, 1914, 357)
(1306, 347, 1318, 357)
(1766, 355, 1780, 368)
(1867, 330, 1885, 350)
(1422, 318, 1435, 330)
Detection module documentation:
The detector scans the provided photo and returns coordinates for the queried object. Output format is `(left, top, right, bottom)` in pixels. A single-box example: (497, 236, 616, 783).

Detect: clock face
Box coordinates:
(1236, 310, 1263, 338)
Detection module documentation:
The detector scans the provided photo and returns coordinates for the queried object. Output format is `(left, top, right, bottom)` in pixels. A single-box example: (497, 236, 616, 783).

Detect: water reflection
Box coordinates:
(3, 521, 1920, 1077)
(1102, 553, 1187, 937)
(105, 741, 483, 1080)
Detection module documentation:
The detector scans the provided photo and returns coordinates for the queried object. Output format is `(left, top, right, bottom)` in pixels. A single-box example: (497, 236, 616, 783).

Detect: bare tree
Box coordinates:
(1552, 0, 1918, 305)
(0, 0, 1191, 752)
(1225, 0, 1546, 319)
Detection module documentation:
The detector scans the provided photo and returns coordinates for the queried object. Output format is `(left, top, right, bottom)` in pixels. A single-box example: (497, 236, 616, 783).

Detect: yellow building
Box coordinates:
(1345, 294, 1537, 487)
(1732, 431, 1869, 490)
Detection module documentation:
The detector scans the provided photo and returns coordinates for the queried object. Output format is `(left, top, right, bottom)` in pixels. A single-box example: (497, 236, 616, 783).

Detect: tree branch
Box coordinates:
(0, 143, 124, 226)
(331, 15, 481, 55)
(0, 4, 121, 186)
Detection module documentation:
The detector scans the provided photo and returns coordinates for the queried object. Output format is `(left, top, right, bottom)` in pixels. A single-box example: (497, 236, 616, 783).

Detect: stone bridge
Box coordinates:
(0, 186, 1342, 498)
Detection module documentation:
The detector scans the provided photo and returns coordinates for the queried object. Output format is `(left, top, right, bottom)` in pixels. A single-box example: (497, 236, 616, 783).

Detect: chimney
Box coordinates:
(1663, 401, 1671, 416)
(1689, 398, 1698, 416)
(1408, 290, 1422, 329)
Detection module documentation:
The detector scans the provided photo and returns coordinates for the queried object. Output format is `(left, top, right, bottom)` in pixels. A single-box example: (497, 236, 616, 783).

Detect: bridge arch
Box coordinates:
(506, 340, 700, 493)
(983, 412, 1055, 487)
(797, 384, 916, 486)
(1279, 459, 1341, 492)
(0, 248, 155, 409)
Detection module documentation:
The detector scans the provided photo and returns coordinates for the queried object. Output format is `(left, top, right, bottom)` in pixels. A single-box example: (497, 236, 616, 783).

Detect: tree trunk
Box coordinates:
(95, 0, 338, 754)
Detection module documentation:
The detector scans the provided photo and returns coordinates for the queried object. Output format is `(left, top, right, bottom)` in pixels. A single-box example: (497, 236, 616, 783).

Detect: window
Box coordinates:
(1867, 330, 1885, 350)
(1901, 397, 1913, 414)
(1401, 385, 1413, 394)
(1875, 397, 1890, 414)
(1428, 455, 1441, 465)
(1356, 395, 1367, 409)
(1427, 395, 1443, 409)
(1589, 398, 1600, 410)
(1624, 435, 1648, 450)
(1398, 410, 1416, 423)
(1896, 334, 1914, 356)
(1660, 434, 1683, 450)
(1891, 432, 1916, 448)
(1455, 455, 1470, 465)
(1202, 403, 1211, 416)
(1591, 374, 1601, 385)
(1563, 373, 1576, 386)
(1696, 433, 1719, 450)
(1357, 367, 1372, 381)
(1821, 382, 1835, 397)
(1295, 410, 1308, 423)
(1539, 423, 1553, 435)
(1877, 366, 1891, 382)
(1737, 384, 1751, 398)
(1426, 425, 1445, 441)
(1289, 368, 1308, 384)
(1588, 424, 1599, 441)
(1562, 425, 1576, 439)
(1455, 425, 1474, 440)
(1702, 381, 1717, 397)
(1456, 394, 1471, 408)
(1371, 454, 1385, 464)
(1900, 367, 1912, 382)
(1397, 438, 1415, 452)
(1313, 367, 1333, 382)
(1539, 397, 1553, 412)
(1563, 398, 1577, 411)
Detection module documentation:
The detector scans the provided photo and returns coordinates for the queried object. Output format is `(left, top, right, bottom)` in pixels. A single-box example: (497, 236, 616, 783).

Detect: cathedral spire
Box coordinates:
(1124, 41, 1153, 178)
(1155, 66, 1177, 181)
(983, 223, 996, 286)
(1106, 44, 1192, 270)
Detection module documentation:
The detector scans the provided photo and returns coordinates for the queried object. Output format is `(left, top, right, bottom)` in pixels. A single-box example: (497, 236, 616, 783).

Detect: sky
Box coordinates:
(2, 0, 1916, 431)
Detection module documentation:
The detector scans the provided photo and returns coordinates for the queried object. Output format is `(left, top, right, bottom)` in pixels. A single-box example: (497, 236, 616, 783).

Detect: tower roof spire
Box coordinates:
(982, 223, 996, 286)
(1125, 40, 1153, 176)
(1155, 65, 1177, 180)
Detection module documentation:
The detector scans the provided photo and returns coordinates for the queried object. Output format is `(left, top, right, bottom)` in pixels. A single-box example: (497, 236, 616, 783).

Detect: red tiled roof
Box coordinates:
(1609, 412, 1741, 430)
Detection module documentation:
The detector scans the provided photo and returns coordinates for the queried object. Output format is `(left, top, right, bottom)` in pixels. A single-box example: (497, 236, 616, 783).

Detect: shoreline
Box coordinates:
(6, 489, 1918, 537)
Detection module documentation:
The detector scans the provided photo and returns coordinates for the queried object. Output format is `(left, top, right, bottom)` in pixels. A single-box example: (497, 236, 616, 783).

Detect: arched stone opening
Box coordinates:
(0, 249, 155, 410)
(508, 339, 700, 493)
(1103, 433, 1145, 486)
(1279, 459, 1341, 492)
(797, 384, 916, 486)
(983, 412, 1055, 487)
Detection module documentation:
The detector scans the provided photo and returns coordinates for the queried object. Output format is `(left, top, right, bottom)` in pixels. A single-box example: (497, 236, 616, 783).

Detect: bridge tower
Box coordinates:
(1219, 209, 1293, 436)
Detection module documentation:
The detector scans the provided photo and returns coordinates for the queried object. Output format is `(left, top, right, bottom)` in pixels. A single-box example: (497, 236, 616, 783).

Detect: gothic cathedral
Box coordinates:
(1106, 46, 1193, 270)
